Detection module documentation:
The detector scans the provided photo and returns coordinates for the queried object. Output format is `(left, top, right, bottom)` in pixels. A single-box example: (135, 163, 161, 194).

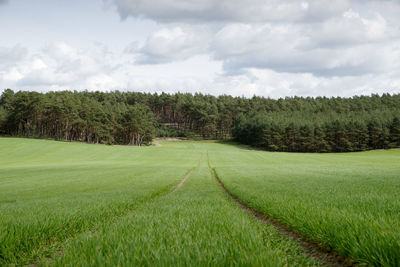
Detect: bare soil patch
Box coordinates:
(153, 137, 187, 142)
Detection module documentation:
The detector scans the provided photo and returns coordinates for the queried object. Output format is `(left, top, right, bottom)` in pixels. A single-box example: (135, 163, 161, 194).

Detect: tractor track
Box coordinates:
(170, 154, 202, 193)
(27, 156, 203, 267)
(211, 168, 352, 267)
(171, 171, 193, 193)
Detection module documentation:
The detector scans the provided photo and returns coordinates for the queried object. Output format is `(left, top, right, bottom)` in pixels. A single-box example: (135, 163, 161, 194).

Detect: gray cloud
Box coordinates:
(113, 0, 400, 78)
(112, 0, 350, 23)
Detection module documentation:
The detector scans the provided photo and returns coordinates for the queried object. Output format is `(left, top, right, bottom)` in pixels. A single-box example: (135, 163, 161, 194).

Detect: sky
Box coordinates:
(1, 0, 400, 98)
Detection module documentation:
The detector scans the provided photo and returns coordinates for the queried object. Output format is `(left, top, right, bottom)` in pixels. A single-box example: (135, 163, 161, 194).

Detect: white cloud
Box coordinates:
(128, 26, 210, 64)
(304, 10, 388, 48)
(1, 0, 400, 97)
(1, 41, 399, 98)
(0, 42, 117, 89)
(210, 68, 400, 98)
(109, 0, 400, 80)
(0, 43, 221, 93)
(210, 10, 399, 77)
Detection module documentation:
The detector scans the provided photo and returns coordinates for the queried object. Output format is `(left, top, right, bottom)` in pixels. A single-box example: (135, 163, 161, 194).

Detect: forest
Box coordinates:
(0, 89, 399, 152)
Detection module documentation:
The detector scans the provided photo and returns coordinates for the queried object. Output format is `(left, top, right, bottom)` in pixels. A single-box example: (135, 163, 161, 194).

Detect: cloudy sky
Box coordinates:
(1, 0, 400, 97)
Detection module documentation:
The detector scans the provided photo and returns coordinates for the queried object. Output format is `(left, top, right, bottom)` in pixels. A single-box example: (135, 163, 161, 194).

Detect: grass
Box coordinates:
(1, 138, 399, 266)
(209, 142, 400, 266)
(0, 138, 199, 265)
(52, 156, 318, 266)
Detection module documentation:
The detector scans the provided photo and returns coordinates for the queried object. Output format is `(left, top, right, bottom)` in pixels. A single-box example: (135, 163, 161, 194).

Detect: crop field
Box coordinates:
(209, 144, 400, 266)
(0, 138, 399, 266)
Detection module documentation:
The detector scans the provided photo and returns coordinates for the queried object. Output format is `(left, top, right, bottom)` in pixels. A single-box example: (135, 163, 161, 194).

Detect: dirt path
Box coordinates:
(171, 171, 193, 193)
(211, 168, 351, 267)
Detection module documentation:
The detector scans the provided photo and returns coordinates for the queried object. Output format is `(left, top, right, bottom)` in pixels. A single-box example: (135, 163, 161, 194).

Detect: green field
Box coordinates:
(1, 138, 399, 266)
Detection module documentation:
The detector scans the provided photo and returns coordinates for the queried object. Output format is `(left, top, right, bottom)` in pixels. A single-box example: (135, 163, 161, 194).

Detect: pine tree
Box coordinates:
(389, 117, 400, 147)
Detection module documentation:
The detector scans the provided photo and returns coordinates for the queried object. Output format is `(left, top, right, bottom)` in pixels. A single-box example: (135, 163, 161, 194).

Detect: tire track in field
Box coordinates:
(171, 171, 193, 192)
(170, 154, 202, 193)
(210, 167, 350, 267)
(27, 155, 203, 267)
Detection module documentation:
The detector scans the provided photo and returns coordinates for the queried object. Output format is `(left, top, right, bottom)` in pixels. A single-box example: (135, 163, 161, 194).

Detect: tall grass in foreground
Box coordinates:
(0, 138, 198, 265)
(52, 160, 319, 266)
(210, 144, 400, 266)
(1, 138, 399, 266)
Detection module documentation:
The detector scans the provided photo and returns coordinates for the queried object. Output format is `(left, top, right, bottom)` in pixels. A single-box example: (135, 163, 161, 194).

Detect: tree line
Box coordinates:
(0, 89, 399, 151)
(0, 90, 156, 146)
(233, 110, 400, 152)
